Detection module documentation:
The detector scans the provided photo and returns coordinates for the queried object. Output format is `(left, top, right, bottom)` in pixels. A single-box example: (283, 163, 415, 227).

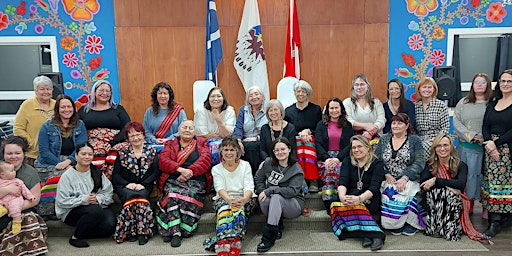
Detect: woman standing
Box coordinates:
(194, 87, 236, 167)
(284, 80, 322, 193)
(315, 97, 353, 212)
(343, 74, 386, 141)
(112, 122, 160, 245)
(55, 143, 115, 248)
(35, 94, 88, 218)
(78, 80, 131, 179)
(233, 86, 267, 173)
(376, 113, 426, 235)
(453, 73, 492, 212)
(481, 69, 512, 237)
(383, 79, 416, 134)
(143, 82, 187, 151)
(0, 136, 48, 256)
(420, 134, 484, 241)
(330, 135, 385, 251)
(157, 120, 211, 247)
(204, 136, 257, 256)
(14, 75, 56, 165)
(414, 77, 449, 152)
(260, 100, 296, 160)
(254, 137, 304, 253)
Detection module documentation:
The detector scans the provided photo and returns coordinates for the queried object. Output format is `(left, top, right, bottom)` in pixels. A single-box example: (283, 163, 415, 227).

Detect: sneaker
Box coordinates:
(171, 235, 182, 247)
(308, 184, 319, 193)
(390, 227, 404, 235)
(402, 225, 417, 236)
(301, 206, 310, 216)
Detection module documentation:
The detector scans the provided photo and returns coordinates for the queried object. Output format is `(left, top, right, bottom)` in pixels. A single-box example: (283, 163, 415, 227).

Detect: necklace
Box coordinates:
(270, 121, 284, 141)
(389, 101, 399, 115)
(357, 165, 365, 190)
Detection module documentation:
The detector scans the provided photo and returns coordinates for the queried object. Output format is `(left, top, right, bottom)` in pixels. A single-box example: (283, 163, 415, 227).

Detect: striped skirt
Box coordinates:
(34, 158, 67, 217)
(319, 151, 341, 202)
(482, 139, 512, 213)
(156, 178, 206, 237)
(380, 181, 426, 230)
(296, 136, 319, 180)
(114, 197, 154, 243)
(330, 202, 385, 240)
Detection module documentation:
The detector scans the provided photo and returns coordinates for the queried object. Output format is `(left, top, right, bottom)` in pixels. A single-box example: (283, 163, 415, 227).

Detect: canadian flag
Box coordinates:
(283, 0, 300, 79)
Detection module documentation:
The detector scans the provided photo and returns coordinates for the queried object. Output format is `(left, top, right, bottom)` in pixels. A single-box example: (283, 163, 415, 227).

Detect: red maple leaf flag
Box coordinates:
(283, 0, 301, 79)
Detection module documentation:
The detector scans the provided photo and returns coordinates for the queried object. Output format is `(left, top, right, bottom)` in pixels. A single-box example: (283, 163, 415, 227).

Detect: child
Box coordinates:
(0, 161, 36, 234)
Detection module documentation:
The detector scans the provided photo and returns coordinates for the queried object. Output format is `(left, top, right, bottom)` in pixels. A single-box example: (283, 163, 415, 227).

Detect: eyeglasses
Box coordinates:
(222, 148, 236, 152)
(37, 87, 53, 92)
(500, 80, 512, 85)
(97, 89, 112, 94)
(128, 133, 143, 139)
(435, 143, 451, 149)
(354, 83, 367, 87)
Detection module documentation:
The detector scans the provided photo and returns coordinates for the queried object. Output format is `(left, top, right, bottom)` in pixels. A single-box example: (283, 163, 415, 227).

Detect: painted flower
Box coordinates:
(471, 0, 481, 8)
(408, 34, 424, 50)
(60, 36, 76, 51)
(432, 27, 445, 40)
(34, 24, 44, 34)
(406, 0, 439, 17)
(460, 16, 469, 25)
(62, 0, 100, 22)
(69, 22, 78, 31)
(62, 52, 78, 68)
(408, 21, 419, 31)
(49, 0, 59, 13)
(429, 49, 445, 66)
(5, 5, 16, 16)
(70, 69, 82, 79)
(17, 2, 27, 16)
(402, 53, 416, 67)
(85, 35, 104, 54)
(461, 0, 469, 6)
(0, 12, 9, 31)
(75, 94, 90, 110)
(89, 56, 102, 70)
(486, 2, 507, 23)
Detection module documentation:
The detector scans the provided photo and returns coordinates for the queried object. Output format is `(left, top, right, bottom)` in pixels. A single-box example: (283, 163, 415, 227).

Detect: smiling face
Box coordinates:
(76, 145, 94, 167)
(391, 120, 408, 137)
(267, 104, 282, 121)
(208, 89, 224, 110)
(127, 129, 144, 148)
(435, 137, 452, 160)
(221, 145, 237, 163)
(157, 88, 170, 108)
(419, 83, 434, 100)
(328, 101, 341, 121)
(472, 76, 488, 95)
(294, 88, 308, 104)
(353, 78, 368, 98)
(94, 83, 112, 104)
(35, 84, 53, 103)
(273, 142, 291, 163)
(351, 140, 369, 162)
(388, 82, 402, 100)
(248, 88, 263, 107)
(179, 120, 195, 140)
(3, 144, 24, 171)
(499, 73, 512, 94)
(58, 98, 75, 121)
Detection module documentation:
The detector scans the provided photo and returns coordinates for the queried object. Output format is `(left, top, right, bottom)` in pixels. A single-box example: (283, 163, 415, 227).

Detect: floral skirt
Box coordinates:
(482, 138, 512, 213)
(380, 181, 426, 230)
(114, 197, 154, 243)
(156, 178, 206, 237)
(0, 212, 48, 256)
(425, 187, 463, 241)
(88, 128, 120, 179)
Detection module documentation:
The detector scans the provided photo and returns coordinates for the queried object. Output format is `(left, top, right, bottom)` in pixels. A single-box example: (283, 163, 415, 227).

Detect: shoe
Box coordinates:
(257, 224, 279, 253)
(370, 238, 384, 251)
(402, 225, 417, 236)
(432, 232, 442, 238)
(162, 235, 172, 243)
(308, 184, 319, 193)
(484, 221, 501, 237)
(390, 227, 404, 235)
(127, 235, 138, 242)
(138, 235, 148, 245)
(0, 206, 8, 217)
(301, 206, 310, 216)
(361, 237, 372, 247)
(11, 220, 21, 235)
(69, 237, 89, 248)
(170, 235, 182, 247)
(276, 219, 284, 240)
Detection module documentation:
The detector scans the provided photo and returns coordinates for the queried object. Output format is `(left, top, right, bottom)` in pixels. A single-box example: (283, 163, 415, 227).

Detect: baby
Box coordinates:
(0, 161, 36, 234)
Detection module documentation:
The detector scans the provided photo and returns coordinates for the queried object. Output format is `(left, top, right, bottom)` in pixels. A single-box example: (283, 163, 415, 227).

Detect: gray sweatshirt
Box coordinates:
(55, 167, 114, 221)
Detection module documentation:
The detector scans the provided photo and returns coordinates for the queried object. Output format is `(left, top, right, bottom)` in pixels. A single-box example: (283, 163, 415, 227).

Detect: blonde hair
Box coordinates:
(349, 135, 376, 170)
(428, 133, 460, 177)
(415, 77, 438, 101)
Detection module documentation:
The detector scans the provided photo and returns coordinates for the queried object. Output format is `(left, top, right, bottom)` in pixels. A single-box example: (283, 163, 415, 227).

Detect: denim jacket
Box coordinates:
(35, 120, 88, 166)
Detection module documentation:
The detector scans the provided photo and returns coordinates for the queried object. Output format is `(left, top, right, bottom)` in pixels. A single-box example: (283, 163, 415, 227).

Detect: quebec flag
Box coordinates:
(206, 0, 223, 84)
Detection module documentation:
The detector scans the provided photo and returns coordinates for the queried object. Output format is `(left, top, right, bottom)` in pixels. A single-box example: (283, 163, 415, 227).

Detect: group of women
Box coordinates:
(3, 69, 512, 255)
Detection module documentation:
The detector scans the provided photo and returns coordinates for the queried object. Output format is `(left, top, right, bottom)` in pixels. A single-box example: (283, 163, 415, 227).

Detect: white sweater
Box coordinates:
(211, 160, 254, 200)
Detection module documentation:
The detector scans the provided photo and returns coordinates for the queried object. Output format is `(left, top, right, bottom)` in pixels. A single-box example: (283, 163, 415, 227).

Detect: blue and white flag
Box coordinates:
(234, 0, 270, 100)
(205, 0, 223, 84)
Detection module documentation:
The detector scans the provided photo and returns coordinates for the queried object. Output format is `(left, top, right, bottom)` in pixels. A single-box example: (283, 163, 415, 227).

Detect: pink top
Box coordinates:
(327, 121, 342, 151)
(0, 178, 35, 205)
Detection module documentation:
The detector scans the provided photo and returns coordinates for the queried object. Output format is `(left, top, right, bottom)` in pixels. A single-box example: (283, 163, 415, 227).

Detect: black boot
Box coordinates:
(276, 219, 284, 240)
(257, 224, 279, 252)
(484, 213, 502, 237)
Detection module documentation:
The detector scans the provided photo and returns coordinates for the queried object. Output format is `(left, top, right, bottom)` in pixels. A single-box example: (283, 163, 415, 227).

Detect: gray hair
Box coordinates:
(293, 80, 313, 99)
(265, 99, 285, 121)
(245, 86, 266, 105)
(83, 80, 117, 113)
(178, 119, 194, 130)
(33, 75, 53, 90)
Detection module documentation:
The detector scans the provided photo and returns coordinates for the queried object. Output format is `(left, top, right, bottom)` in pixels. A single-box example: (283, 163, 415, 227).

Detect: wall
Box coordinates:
(114, 0, 390, 122)
(0, 0, 119, 108)
(388, 0, 512, 101)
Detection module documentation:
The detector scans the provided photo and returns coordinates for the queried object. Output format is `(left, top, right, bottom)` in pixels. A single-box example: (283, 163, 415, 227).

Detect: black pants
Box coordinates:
(64, 204, 116, 239)
(241, 141, 261, 175)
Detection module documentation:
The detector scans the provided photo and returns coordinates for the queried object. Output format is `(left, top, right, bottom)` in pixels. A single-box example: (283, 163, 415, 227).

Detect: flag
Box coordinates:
(205, 0, 223, 84)
(234, 0, 270, 101)
(284, 0, 301, 79)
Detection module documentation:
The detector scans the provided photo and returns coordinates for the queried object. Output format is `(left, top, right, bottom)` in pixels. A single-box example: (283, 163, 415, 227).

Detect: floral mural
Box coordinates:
(0, 0, 118, 107)
(389, 0, 512, 101)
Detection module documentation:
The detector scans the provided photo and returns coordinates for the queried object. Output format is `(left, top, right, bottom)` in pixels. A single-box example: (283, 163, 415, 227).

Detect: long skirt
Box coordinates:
(156, 178, 206, 237)
(207, 138, 223, 167)
(203, 197, 258, 253)
(330, 202, 385, 240)
(114, 197, 154, 243)
(380, 181, 426, 230)
(0, 212, 48, 256)
(425, 187, 463, 241)
(296, 136, 319, 181)
(458, 145, 483, 200)
(34, 155, 67, 217)
(319, 151, 341, 205)
(88, 128, 120, 179)
(482, 138, 512, 213)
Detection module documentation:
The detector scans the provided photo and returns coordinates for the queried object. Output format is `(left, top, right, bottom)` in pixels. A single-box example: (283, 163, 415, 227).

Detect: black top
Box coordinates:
(382, 100, 416, 134)
(339, 158, 385, 198)
(482, 100, 512, 148)
(78, 105, 131, 145)
(112, 154, 160, 194)
(60, 136, 75, 156)
(259, 123, 297, 159)
(284, 103, 322, 135)
(315, 121, 354, 161)
(420, 161, 467, 191)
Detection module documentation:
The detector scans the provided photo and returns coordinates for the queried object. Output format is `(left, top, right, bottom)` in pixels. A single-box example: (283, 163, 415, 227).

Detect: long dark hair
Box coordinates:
(151, 82, 175, 115)
(387, 78, 406, 113)
(270, 137, 297, 166)
(322, 97, 348, 128)
(53, 94, 79, 138)
(204, 87, 229, 111)
(75, 143, 103, 193)
(465, 73, 492, 103)
(491, 69, 512, 102)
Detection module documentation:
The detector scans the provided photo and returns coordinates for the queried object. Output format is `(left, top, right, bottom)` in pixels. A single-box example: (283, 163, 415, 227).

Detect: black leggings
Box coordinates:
(64, 204, 116, 239)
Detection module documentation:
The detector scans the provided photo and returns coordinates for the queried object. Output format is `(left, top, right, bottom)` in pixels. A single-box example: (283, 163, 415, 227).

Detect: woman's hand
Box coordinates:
(258, 191, 267, 202)
(238, 140, 245, 155)
(483, 140, 500, 161)
(4, 184, 21, 197)
(395, 177, 407, 193)
(342, 195, 360, 207)
(299, 129, 312, 143)
(88, 193, 98, 204)
(211, 109, 223, 122)
(384, 174, 396, 185)
(325, 158, 340, 170)
(177, 167, 194, 182)
(229, 196, 244, 209)
(447, 187, 461, 195)
(156, 138, 167, 145)
(243, 137, 257, 142)
(55, 159, 72, 170)
(420, 177, 436, 191)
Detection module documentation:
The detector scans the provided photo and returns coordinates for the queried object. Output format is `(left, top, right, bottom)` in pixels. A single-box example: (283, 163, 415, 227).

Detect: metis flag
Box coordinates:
(234, 0, 270, 100)
(283, 0, 301, 79)
(205, 0, 223, 84)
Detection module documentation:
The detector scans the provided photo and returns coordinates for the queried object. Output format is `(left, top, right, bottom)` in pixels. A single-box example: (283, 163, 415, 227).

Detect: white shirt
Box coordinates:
(193, 105, 236, 136)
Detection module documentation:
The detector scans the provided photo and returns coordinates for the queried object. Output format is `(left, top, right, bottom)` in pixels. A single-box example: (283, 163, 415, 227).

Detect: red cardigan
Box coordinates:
(158, 136, 212, 191)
